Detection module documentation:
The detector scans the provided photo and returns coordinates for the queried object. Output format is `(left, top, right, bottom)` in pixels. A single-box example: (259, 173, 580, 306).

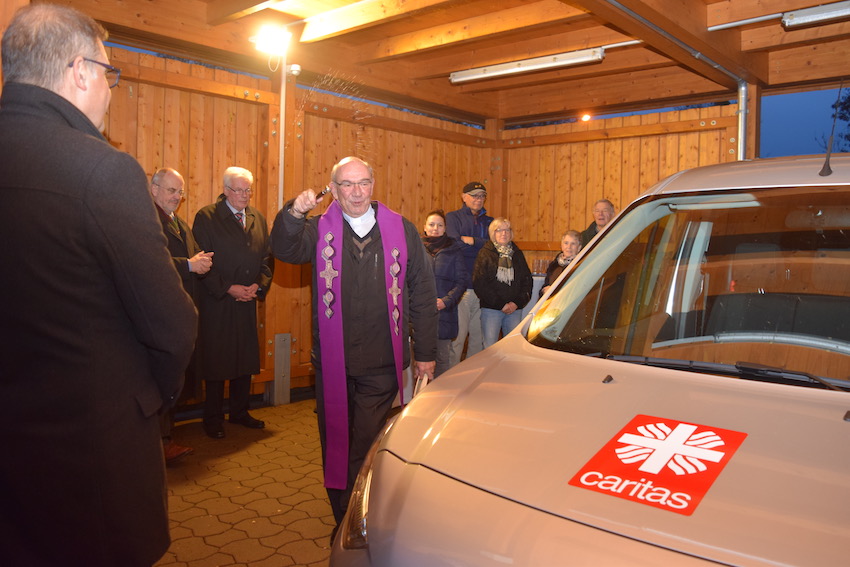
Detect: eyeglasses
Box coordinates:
(68, 57, 121, 88)
(225, 185, 253, 196)
(333, 179, 373, 190)
(467, 194, 487, 200)
(152, 183, 184, 196)
(494, 227, 512, 233)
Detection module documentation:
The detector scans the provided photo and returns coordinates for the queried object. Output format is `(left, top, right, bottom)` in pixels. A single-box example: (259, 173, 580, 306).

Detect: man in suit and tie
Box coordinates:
(192, 167, 274, 439)
(150, 167, 212, 463)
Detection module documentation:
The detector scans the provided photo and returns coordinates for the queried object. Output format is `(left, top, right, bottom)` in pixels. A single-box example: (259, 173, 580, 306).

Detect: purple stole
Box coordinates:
(316, 200, 408, 489)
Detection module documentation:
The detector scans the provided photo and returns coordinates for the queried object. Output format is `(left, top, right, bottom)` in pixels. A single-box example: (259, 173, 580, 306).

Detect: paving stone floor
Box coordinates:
(154, 398, 333, 567)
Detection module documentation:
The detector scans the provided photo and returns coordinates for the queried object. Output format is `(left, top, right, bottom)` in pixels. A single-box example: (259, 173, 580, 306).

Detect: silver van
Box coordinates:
(332, 155, 850, 567)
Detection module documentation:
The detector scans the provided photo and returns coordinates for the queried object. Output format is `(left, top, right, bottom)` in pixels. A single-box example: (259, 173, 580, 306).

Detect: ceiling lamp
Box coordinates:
(781, 1, 850, 28)
(450, 47, 604, 84)
(250, 25, 292, 57)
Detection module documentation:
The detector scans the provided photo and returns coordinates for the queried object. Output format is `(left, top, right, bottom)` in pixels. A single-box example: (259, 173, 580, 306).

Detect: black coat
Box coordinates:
(473, 241, 534, 311)
(424, 236, 468, 340)
(272, 202, 438, 373)
(0, 83, 198, 566)
(157, 205, 204, 300)
(192, 195, 274, 381)
(157, 206, 204, 397)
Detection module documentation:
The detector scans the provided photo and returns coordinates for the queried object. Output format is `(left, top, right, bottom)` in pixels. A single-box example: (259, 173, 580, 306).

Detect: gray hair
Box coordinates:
(223, 166, 254, 188)
(561, 229, 582, 241)
(151, 167, 184, 187)
(330, 156, 374, 184)
(1, 4, 107, 91)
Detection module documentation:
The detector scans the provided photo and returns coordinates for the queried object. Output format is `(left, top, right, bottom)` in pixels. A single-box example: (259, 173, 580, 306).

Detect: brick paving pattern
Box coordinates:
(155, 399, 333, 567)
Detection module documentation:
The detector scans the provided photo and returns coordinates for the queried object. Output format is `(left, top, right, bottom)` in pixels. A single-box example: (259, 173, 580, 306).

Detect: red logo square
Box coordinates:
(569, 415, 747, 515)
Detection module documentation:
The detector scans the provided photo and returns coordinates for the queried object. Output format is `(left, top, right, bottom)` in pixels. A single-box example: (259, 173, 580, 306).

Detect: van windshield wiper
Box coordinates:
(734, 361, 846, 392)
(604, 355, 849, 391)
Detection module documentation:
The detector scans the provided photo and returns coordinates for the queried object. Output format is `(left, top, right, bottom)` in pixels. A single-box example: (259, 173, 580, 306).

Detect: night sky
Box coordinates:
(760, 88, 844, 158)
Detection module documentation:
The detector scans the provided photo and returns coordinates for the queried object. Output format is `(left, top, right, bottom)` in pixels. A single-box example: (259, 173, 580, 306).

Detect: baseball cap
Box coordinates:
(463, 182, 487, 196)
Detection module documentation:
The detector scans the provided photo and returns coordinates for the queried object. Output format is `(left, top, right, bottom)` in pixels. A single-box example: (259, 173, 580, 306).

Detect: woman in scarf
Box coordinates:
(540, 229, 582, 298)
(422, 210, 469, 376)
(473, 217, 533, 349)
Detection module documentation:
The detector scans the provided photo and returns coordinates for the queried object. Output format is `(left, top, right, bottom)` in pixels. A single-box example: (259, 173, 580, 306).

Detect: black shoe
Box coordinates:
(229, 414, 265, 429)
(203, 421, 226, 439)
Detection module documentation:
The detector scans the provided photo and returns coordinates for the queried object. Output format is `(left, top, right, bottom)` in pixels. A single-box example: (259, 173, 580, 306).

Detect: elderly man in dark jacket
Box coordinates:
(0, 5, 198, 566)
(193, 167, 274, 439)
(272, 156, 437, 528)
(151, 167, 213, 463)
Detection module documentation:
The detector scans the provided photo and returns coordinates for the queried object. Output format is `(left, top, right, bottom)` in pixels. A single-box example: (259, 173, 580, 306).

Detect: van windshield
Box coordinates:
(527, 187, 850, 382)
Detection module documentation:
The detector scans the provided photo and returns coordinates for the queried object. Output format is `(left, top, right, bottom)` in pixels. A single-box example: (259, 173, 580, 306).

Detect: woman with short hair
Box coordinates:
(540, 229, 582, 297)
(473, 218, 533, 348)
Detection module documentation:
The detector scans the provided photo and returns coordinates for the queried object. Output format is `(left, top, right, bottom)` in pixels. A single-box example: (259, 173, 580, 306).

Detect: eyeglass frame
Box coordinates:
(493, 227, 512, 233)
(152, 182, 185, 197)
(225, 185, 253, 196)
(333, 179, 373, 190)
(67, 57, 121, 89)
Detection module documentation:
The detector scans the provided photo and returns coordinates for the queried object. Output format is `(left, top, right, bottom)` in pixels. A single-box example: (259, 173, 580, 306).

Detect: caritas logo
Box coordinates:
(569, 415, 747, 516)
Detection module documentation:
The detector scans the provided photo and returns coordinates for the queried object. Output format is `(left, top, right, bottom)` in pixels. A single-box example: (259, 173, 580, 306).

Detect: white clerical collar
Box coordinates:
(344, 205, 376, 238)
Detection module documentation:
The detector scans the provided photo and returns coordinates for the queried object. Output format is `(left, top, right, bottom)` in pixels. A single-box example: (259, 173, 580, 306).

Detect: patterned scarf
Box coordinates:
(495, 242, 515, 284)
(557, 253, 573, 267)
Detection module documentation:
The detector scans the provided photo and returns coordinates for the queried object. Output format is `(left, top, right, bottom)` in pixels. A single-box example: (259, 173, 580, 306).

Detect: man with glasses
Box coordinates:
(151, 167, 214, 463)
(445, 182, 494, 366)
(192, 167, 274, 439)
(272, 156, 437, 530)
(0, 5, 198, 566)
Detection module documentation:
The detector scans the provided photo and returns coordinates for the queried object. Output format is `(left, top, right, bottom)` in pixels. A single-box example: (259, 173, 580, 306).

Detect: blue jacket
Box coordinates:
(445, 205, 494, 282)
(424, 236, 469, 340)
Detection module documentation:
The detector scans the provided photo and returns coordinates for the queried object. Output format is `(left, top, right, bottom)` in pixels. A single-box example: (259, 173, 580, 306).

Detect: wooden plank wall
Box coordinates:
(0, 39, 737, 391)
(102, 46, 282, 392)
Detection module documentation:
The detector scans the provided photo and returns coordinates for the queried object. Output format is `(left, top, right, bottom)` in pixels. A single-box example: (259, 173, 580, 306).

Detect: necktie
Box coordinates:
(170, 215, 179, 233)
(235, 211, 244, 229)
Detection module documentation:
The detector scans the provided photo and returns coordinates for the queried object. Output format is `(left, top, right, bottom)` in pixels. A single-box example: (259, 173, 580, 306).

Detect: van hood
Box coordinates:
(383, 334, 850, 566)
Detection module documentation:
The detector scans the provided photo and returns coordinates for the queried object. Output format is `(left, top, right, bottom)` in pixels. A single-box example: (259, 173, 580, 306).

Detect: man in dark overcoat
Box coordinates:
(193, 167, 274, 439)
(0, 5, 198, 566)
(151, 167, 213, 463)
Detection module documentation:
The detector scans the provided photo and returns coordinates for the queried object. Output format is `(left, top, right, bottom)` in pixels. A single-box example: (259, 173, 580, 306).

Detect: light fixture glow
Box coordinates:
(449, 47, 604, 84)
(781, 1, 850, 28)
(581, 114, 591, 122)
(250, 25, 292, 56)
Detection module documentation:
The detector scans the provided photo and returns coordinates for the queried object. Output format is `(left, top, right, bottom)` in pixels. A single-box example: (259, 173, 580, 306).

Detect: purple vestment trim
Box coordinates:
(316, 201, 407, 489)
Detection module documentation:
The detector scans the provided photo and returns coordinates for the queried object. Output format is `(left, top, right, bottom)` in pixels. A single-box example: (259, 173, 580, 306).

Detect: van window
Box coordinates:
(528, 187, 850, 381)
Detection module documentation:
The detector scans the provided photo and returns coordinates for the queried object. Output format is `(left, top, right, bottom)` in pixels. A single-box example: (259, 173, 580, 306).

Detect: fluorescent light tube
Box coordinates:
(450, 47, 604, 84)
(781, 1, 850, 28)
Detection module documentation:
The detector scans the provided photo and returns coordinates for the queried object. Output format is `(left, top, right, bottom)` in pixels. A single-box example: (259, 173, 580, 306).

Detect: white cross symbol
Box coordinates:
(618, 423, 725, 474)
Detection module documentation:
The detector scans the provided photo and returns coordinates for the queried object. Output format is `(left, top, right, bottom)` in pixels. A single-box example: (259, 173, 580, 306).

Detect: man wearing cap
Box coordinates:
(445, 182, 494, 366)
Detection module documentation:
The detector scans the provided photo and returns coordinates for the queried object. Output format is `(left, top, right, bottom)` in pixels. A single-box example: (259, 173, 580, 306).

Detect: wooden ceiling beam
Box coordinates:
(298, 0, 456, 43)
(742, 20, 850, 51)
(769, 36, 850, 85)
(355, 0, 589, 63)
(206, 0, 277, 25)
(568, 0, 768, 88)
(499, 65, 731, 121)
